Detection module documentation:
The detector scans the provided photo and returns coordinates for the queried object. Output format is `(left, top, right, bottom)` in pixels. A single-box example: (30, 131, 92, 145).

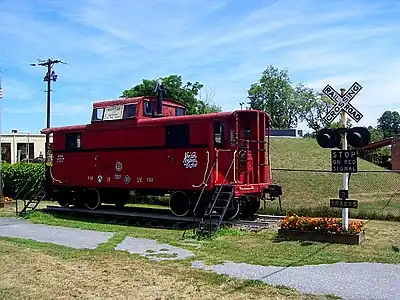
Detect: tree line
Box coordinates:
(121, 66, 400, 141)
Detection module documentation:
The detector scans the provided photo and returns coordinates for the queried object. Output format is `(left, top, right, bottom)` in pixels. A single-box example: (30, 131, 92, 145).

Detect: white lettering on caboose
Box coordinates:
(183, 152, 198, 169)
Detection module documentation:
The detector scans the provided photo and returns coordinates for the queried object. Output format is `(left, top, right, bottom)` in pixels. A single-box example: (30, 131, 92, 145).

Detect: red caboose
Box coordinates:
(42, 92, 282, 219)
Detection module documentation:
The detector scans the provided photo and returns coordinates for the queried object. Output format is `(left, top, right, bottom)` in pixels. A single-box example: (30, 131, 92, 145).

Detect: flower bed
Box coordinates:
(0, 196, 15, 208)
(277, 214, 365, 245)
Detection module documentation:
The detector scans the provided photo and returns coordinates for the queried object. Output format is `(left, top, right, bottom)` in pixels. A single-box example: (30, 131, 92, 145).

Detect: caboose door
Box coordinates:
(235, 111, 265, 185)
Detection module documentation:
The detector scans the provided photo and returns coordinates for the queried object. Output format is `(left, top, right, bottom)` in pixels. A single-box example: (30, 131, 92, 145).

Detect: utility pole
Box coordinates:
(30, 59, 66, 164)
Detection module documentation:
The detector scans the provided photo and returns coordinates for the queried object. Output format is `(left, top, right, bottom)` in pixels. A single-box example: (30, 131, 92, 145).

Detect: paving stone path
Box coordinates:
(0, 217, 114, 249)
(192, 260, 400, 300)
(115, 236, 195, 261)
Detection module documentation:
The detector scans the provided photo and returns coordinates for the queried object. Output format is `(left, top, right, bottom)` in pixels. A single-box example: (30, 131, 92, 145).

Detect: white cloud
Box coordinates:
(0, 0, 399, 132)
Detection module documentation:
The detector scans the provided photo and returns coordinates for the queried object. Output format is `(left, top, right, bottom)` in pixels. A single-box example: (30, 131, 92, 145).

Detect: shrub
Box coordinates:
(279, 213, 364, 235)
(1, 162, 45, 199)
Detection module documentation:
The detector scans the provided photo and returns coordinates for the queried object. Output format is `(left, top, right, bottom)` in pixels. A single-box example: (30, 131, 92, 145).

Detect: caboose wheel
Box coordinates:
(223, 198, 240, 220)
(169, 191, 191, 217)
(84, 188, 101, 210)
(58, 198, 69, 208)
(240, 196, 261, 218)
(52, 190, 70, 208)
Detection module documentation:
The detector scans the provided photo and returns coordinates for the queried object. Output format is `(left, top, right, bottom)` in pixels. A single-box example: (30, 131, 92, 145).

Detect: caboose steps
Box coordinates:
(15, 163, 47, 215)
(195, 184, 237, 236)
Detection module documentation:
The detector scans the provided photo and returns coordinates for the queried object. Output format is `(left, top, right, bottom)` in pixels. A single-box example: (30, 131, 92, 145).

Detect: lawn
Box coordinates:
(264, 137, 400, 220)
(24, 212, 400, 266)
(0, 208, 398, 299)
(0, 212, 352, 300)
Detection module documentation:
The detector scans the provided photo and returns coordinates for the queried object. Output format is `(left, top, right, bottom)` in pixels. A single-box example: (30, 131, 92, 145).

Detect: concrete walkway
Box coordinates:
(192, 261, 400, 300)
(0, 217, 114, 249)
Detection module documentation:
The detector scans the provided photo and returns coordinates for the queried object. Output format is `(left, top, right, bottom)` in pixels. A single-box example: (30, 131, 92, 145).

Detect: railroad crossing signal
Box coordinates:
(322, 82, 363, 123)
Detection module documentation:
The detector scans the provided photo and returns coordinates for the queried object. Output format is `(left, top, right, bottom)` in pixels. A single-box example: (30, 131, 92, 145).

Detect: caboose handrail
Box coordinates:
(192, 150, 210, 188)
(215, 149, 237, 184)
(192, 159, 216, 215)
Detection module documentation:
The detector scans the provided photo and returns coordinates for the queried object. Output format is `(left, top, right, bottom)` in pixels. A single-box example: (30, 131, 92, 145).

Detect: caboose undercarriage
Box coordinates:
(49, 184, 280, 220)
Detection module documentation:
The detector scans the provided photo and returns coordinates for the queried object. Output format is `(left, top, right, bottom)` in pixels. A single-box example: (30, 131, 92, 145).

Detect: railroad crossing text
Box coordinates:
(331, 150, 358, 173)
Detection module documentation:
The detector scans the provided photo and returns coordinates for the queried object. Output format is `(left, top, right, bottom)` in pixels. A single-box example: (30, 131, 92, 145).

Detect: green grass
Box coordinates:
(0, 212, 356, 300)
(23, 211, 400, 266)
(0, 238, 324, 300)
(263, 137, 400, 220)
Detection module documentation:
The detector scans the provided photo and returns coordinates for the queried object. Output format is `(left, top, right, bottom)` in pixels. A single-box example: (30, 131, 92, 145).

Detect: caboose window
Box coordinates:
(123, 104, 137, 119)
(214, 121, 225, 148)
(143, 101, 153, 116)
(165, 124, 189, 148)
(65, 133, 81, 150)
(244, 128, 251, 139)
(176, 107, 185, 116)
(92, 108, 104, 121)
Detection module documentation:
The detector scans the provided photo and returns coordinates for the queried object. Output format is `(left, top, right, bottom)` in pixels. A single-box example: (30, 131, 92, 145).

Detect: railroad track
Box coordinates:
(42, 205, 284, 232)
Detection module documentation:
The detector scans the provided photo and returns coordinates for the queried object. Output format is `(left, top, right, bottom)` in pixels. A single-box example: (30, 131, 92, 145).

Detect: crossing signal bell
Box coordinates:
(316, 127, 371, 149)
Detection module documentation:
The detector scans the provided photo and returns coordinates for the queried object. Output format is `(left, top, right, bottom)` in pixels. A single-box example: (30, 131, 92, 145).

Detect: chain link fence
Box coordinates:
(261, 168, 400, 220)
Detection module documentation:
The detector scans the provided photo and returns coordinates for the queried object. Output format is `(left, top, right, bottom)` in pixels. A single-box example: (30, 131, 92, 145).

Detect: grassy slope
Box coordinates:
(264, 137, 400, 220)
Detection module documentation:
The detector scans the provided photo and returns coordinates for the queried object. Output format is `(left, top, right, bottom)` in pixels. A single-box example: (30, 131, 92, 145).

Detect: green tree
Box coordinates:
(121, 75, 221, 115)
(296, 86, 330, 133)
(248, 65, 298, 129)
(377, 110, 400, 138)
(367, 126, 385, 142)
(195, 85, 222, 114)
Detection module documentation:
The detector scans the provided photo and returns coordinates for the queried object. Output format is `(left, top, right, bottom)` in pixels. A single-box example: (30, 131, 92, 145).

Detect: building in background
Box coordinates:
(0, 130, 53, 164)
(266, 128, 304, 138)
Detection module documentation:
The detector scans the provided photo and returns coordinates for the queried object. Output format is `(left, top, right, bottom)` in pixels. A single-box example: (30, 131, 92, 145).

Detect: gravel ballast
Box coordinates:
(192, 260, 400, 300)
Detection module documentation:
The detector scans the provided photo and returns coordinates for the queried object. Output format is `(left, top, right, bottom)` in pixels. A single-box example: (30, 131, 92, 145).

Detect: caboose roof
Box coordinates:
(92, 96, 185, 108)
(41, 109, 264, 134)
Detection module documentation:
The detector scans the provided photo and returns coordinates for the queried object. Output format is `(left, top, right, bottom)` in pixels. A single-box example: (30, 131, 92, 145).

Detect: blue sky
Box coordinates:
(1, 0, 399, 134)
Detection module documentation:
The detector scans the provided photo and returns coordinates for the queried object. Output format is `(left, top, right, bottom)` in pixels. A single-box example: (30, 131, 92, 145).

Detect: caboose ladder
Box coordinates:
(18, 185, 46, 215)
(197, 184, 235, 236)
(15, 165, 46, 215)
(197, 156, 235, 236)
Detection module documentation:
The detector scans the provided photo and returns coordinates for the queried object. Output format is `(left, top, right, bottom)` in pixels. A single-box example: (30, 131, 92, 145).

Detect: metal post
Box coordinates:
(27, 133, 30, 163)
(340, 88, 349, 230)
(12, 132, 15, 164)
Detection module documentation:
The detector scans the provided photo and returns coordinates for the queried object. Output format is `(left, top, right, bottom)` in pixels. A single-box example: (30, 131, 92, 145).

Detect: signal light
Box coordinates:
(316, 128, 341, 148)
(316, 127, 371, 149)
(347, 127, 371, 148)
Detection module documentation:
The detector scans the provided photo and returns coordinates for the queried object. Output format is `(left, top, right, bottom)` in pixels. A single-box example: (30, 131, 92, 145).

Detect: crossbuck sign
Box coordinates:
(322, 82, 363, 124)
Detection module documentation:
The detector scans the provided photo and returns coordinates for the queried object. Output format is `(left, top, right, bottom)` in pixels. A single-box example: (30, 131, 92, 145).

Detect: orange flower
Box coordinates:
(279, 214, 364, 234)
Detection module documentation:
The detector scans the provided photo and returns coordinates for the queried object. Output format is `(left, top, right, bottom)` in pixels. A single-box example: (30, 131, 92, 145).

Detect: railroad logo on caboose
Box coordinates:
(115, 161, 123, 172)
(183, 151, 198, 169)
(124, 175, 131, 184)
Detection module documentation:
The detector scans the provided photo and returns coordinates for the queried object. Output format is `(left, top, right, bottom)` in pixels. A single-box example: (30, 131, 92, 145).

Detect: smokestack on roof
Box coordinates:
(154, 81, 166, 117)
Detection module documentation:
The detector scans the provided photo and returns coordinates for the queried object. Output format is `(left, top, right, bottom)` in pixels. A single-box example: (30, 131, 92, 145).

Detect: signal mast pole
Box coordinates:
(340, 88, 349, 230)
(30, 59, 66, 164)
